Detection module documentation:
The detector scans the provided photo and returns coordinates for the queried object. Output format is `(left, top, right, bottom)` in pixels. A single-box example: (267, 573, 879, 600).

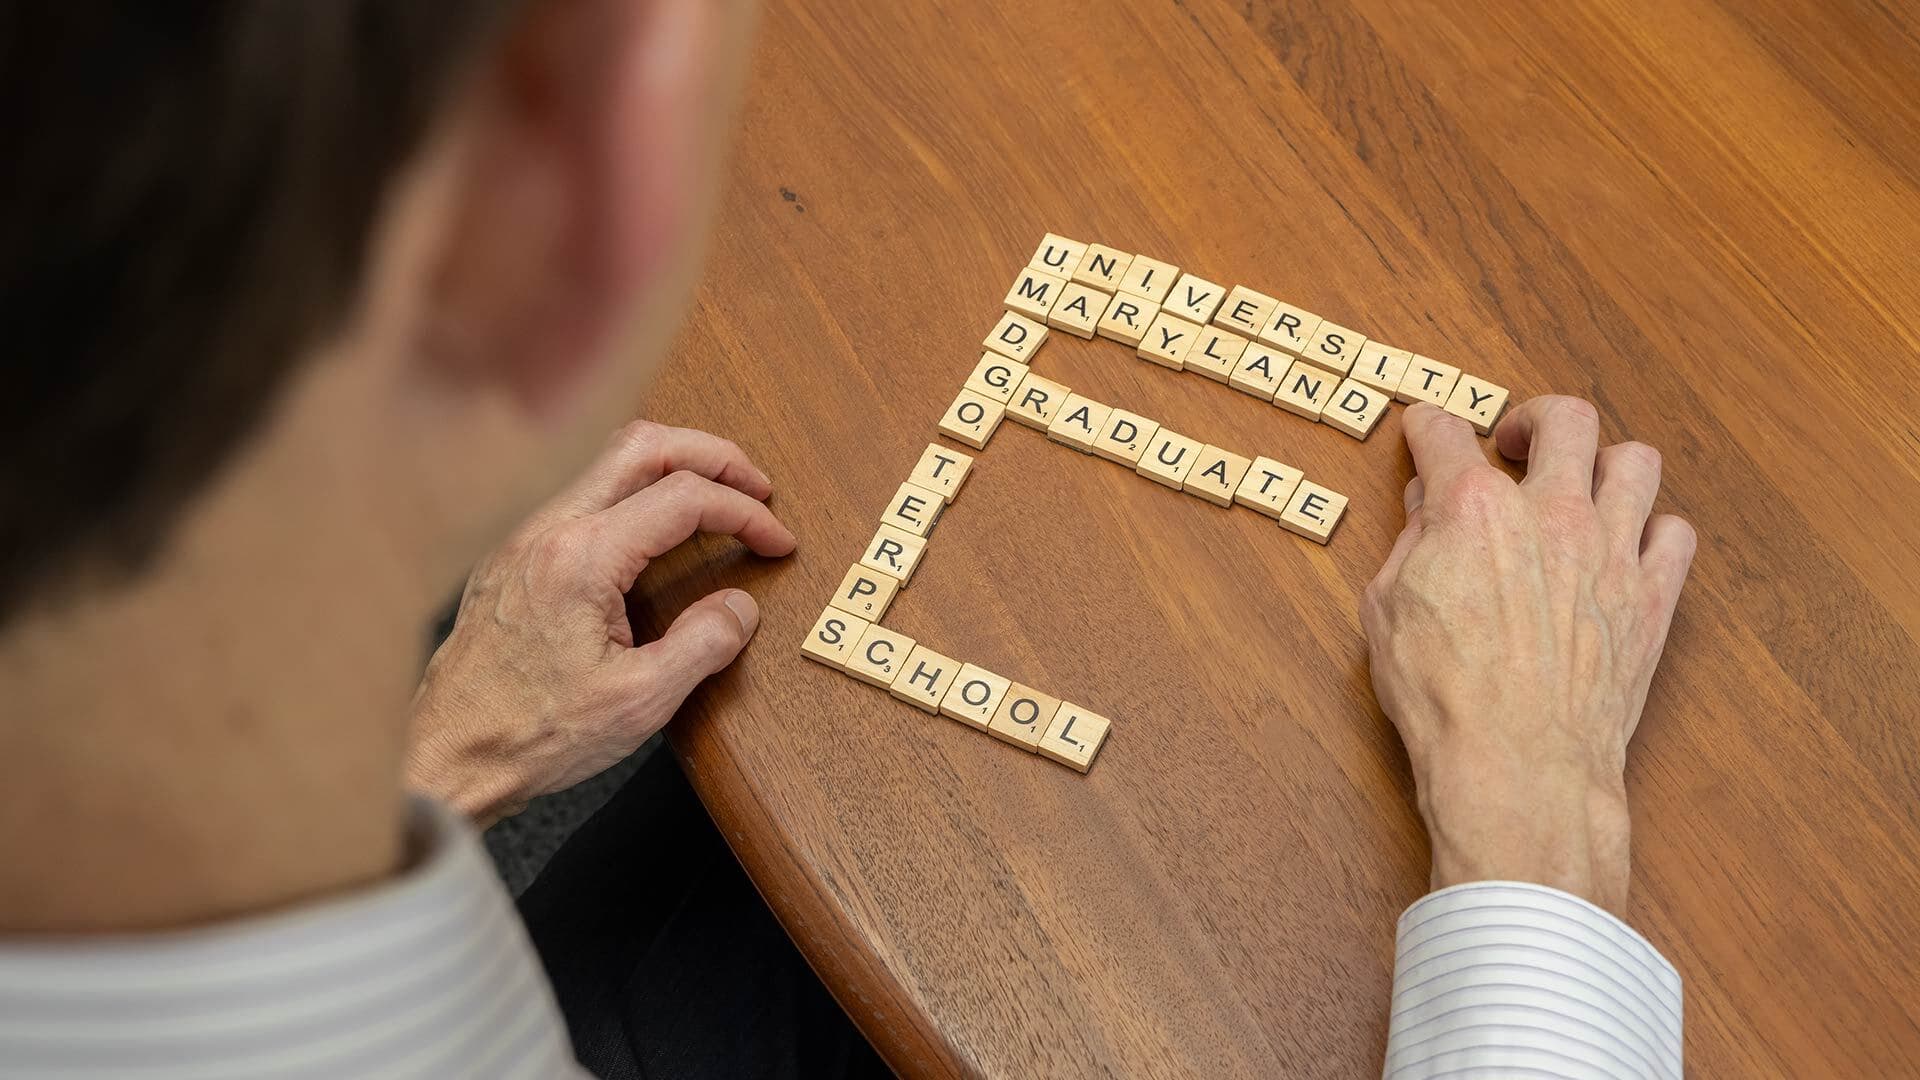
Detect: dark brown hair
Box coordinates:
(0, 3, 520, 622)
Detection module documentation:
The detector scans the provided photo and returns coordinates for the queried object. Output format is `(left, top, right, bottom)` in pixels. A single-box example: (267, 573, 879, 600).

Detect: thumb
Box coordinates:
(620, 588, 761, 703)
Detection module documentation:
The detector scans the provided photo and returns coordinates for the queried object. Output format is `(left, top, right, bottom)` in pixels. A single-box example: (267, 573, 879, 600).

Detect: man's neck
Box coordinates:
(0, 442, 439, 934)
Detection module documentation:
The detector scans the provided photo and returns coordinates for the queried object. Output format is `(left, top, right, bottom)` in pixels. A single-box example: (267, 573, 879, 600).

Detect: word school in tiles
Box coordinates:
(803, 234, 1513, 775)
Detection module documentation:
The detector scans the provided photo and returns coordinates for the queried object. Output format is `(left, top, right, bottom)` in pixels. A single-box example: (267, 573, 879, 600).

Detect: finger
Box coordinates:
(1639, 513, 1697, 607)
(1377, 506, 1425, 583)
(1403, 476, 1425, 516)
(1593, 441, 1663, 550)
(1402, 403, 1485, 491)
(551, 421, 773, 517)
(1494, 395, 1601, 496)
(591, 471, 798, 584)
(613, 589, 761, 729)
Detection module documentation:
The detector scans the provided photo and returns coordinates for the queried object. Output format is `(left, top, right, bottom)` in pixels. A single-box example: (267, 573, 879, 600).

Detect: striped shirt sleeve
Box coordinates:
(1383, 881, 1683, 1080)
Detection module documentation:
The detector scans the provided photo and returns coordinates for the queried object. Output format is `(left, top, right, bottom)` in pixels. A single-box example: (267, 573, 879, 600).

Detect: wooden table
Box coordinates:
(637, 1, 1920, 1074)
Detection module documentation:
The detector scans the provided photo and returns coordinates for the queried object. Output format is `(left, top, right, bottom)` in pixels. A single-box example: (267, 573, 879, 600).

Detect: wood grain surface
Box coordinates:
(633, 0, 1920, 1074)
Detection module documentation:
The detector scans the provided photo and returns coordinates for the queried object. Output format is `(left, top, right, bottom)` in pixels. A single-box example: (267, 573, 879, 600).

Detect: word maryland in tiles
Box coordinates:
(803, 233, 1512, 775)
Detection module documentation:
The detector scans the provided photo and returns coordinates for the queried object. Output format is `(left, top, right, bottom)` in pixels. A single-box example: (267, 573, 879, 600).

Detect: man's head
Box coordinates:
(0, 0, 757, 625)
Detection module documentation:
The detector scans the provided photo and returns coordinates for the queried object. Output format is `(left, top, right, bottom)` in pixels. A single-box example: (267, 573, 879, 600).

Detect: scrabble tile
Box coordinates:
(964, 353, 1028, 405)
(1092, 409, 1161, 466)
(1095, 292, 1160, 347)
(938, 387, 1006, 449)
(1228, 343, 1289, 400)
(940, 664, 1011, 730)
(1007, 372, 1071, 430)
(1351, 341, 1413, 393)
(1396, 355, 1461, 406)
(988, 683, 1061, 751)
(846, 624, 915, 688)
(1117, 254, 1179, 303)
(889, 644, 960, 713)
(1071, 243, 1133, 292)
(1255, 301, 1323, 356)
(1038, 703, 1112, 772)
(1005, 266, 1068, 321)
(1298, 319, 1366, 375)
(882, 481, 946, 538)
(1047, 394, 1111, 453)
(1028, 233, 1088, 279)
(1165, 273, 1226, 325)
(1216, 285, 1278, 339)
(1274, 361, 1337, 420)
(829, 564, 898, 622)
(800, 605, 870, 670)
(1137, 428, 1202, 489)
(909, 443, 972, 501)
(984, 311, 1049, 363)
(1046, 281, 1107, 339)
(1184, 325, 1249, 383)
(1232, 457, 1305, 519)
(1444, 373, 1511, 434)
(1183, 445, 1252, 507)
(1136, 312, 1199, 370)
(1279, 480, 1349, 545)
(1323, 379, 1392, 440)
(859, 523, 928, 585)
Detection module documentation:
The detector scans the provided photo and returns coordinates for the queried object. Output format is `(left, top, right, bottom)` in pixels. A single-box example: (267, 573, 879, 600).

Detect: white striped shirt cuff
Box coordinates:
(1384, 881, 1682, 1080)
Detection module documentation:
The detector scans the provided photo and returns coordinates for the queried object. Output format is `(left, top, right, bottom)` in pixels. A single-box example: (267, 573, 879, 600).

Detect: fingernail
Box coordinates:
(723, 590, 760, 634)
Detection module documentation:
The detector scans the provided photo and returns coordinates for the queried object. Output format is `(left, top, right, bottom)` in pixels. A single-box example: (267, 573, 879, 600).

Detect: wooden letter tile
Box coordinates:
(1279, 480, 1349, 545)
(1183, 445, 1252, 507)
(1038, 703, 1112, 772)
(1229, 343, 1289, 400)
(1323, 379, 1391, 440)
(1047, 394, 1111, 454)
(938, 387, 1005, 449)
(830, 564, 898, 622)
(1232, 457, 1305, 519)
(1137, 428, 1202, 489)
(1351, 341, 1413, 393)
(1071, 243, 1133, 292)
(1046, 281, 1107, 339)
(1298, 319, 1366, 375)
(889, 644, 960, 713)
(940, 664, 1012, 730)
(988, 683, 1061, 751)
(965, 353, 1028, 405)
(859, 523, 928, 585)
(909, 443, 973, 500)
(1274, 360, 1336, 421)
(1165, 273, 1226, 325)
(1216, 285, 1278, 339)
(846, 624, 916, 688)
(1136, 312, 1199, 370)
(1184, 325, 1249, 383)
(1444, 373, 1511, 434)
(800, 605, 870, 671)
(1096, 292, 1161, 347)
(1117, 254, 1179, 303)
(1007, 372, 1071, 430)
(1395, 354, 1461, 406)
(1093, 409, 1161, 466)
(1005, 266, 1067, 321)
(984, 310, 1049, 363)
(1255, 301, 1324, 356)
(882, 481, 947, 538)
(1029, 233, 1088, 279)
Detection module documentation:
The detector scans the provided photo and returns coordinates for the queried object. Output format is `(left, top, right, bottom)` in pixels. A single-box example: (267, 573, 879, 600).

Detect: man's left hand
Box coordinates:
(405, 420, 797, 826)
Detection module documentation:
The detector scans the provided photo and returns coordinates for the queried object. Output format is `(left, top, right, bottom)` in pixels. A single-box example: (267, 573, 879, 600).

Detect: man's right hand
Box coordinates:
(1360, 397, 1696, 912)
